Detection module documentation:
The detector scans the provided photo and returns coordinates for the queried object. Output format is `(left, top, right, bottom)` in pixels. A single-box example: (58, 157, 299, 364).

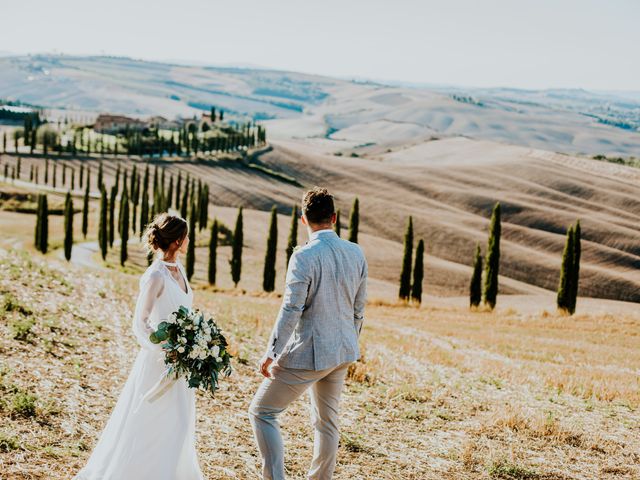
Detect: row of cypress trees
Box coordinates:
(469, 202, 502, 310)
(468, 203, 502, 310)
(398, 216, 425, 304)
(468, 203, 582, 315)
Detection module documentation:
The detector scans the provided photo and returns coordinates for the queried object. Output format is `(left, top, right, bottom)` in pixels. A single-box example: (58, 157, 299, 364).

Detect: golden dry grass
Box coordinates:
(1, 245, 639, 479)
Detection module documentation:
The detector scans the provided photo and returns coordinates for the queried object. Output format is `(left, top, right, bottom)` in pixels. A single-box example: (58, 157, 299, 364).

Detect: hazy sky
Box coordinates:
(1, 0, 638, 90)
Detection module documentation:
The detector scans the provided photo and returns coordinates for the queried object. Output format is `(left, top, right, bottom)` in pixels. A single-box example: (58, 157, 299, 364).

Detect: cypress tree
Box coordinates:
(98, 187, 108, 260)
(114, 162, 120, 194)
(167, 174, 174, 213)
(180, 177, 189, 219)
(133, 172, 140, 234)
(483, 202, 501, 310)
(120, 185, 130, 266)
(98, 160, 104, 191)
(469, 243, 483, 308)
(557, 225, 575, 313)
(230, 207, 243, 287)
(335, 209, 341, 237)
(208, 219, 218, 285)
(398, 216, 413, 300)
(118, 171, 128, 235)
(39, 194, 49, 254)
(63, 191, 73, 261)
(186, 199, 196, 280)
(34, 194, 42, 250)
(568, 220, 581, 315)
(199, 184, 209, 231)
(139, 165, 150, 238)
(348, 197, 359, 243)
(285, 205, 298, 267)
(82, 180, 89, 239)
(175, 170, 182, 208)
(411, 238, 425, 304)
(109, 185, 117, 247)
(263, 206, 278, 292)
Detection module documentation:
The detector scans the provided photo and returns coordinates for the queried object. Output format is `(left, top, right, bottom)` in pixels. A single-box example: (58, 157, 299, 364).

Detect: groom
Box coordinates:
(249, 187, 368, 480)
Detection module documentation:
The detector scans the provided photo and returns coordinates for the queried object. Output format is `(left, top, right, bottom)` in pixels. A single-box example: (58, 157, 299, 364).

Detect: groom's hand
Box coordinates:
(259, 355, 274, 378)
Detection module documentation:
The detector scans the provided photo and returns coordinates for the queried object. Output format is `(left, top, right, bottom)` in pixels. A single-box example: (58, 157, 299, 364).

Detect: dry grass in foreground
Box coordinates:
(0, 250, 639, 479)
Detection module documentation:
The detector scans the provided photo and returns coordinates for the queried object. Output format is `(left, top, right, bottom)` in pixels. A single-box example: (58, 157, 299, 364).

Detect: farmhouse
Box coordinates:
(94, 114, 146, 134)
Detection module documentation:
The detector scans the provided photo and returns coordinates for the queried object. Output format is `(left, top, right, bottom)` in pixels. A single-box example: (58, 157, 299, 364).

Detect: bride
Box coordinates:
(76, 213, 204, 480)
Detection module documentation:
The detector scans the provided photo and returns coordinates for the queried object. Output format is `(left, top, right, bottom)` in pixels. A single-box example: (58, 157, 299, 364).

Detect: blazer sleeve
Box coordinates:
(266, 250, 312, 360)
(354, 256, 368, 336)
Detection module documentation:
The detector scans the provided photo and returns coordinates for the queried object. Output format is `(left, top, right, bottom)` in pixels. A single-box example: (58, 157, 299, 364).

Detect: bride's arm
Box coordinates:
(132, 271, 165, 349)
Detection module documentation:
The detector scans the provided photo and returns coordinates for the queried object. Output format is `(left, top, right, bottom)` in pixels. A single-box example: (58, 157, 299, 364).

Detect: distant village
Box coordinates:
(0, 103, 230, 133)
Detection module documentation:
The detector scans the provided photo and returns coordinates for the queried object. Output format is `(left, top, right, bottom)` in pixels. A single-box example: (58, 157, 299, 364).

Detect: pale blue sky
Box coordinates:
(1, 0, 638, 90)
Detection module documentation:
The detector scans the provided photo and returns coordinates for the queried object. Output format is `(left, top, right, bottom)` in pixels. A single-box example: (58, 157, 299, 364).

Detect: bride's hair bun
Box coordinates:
(143, 213, 188, 253)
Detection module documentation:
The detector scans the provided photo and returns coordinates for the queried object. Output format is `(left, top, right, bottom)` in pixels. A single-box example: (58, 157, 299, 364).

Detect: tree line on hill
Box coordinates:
(1, 105, 267, 160)
(20, 163, 582, 315)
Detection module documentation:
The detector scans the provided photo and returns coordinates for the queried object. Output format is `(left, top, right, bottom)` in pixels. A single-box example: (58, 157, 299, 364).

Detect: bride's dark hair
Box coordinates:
(143, 213, 188, 253)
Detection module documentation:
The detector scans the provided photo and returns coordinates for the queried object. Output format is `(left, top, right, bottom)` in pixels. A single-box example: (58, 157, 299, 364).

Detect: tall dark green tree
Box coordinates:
(167, 174, 174, 213)
(109, 185, 117, 247)
(410, 238, 425, 304)
(285, 205, 298, 267)
(348, 197, 359, 243)
(97, 161, 104, 191)
(483, 202, 501, 310)
(180, 176, 190, 219)
(120, 185, 130, 266)
(469, 243, 483, 308)
(63, 191, 73, 261)
(335, 209, 341, 237)
(118, 171, 128, 235)
(230, 207, 243, 287)
(139, 165, 150, 238)
(186, 199, 196, 280)
(208, 219, 218, 285)
(39, 194, 49, 254)
(98, 187, 108, 260)
(398, 216, 414, 300)
(568, 220, 581, 314)
(263, 206, 278, 292)
(175, 170, 182, 209)
(557, 225, 575, 313)
(198, 184, 209, 231)
(34, 194, 43, 250)
(82, 179, 89, 239)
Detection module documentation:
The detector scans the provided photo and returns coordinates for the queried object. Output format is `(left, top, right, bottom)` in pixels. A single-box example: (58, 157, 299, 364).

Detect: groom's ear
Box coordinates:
(301, 214, 308, 226)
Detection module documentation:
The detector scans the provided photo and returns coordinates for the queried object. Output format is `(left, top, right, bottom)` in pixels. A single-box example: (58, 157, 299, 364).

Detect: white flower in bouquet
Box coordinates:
(212, 345, 220, 357)
(167, 312, 178, 324)
(177, 346, 185, 353)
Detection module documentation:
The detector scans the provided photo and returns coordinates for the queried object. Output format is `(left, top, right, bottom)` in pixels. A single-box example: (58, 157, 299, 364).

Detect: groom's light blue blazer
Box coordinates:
(266, 229, 368, 371)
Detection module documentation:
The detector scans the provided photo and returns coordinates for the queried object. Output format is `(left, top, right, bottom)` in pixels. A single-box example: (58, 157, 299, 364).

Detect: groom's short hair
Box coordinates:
(302, 187, 335, 224)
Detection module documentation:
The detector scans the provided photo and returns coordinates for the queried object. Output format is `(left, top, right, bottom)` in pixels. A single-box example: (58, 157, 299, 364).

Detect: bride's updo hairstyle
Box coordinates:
(143, 213, 188, 253)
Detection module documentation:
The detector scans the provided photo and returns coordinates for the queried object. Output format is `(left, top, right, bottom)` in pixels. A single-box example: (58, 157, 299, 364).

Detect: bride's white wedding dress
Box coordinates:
(76, 258, 204, 480)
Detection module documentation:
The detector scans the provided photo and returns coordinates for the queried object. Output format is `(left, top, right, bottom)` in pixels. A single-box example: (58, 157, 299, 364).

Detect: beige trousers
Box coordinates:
(248, 362, 350, 480)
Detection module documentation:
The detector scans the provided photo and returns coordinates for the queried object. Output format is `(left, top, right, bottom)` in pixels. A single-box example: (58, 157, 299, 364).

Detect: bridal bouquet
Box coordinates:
(149, 306, 232, 396)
